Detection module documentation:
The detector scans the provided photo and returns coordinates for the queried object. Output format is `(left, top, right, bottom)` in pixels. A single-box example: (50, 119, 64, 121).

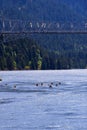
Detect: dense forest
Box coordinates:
(0, 34, 87, 70)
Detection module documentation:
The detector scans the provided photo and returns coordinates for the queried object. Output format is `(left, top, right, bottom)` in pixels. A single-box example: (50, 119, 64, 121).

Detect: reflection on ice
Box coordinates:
(0, 98, 14, 104)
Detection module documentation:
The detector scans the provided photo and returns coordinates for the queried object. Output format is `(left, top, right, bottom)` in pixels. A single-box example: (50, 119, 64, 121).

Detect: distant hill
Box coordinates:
(0, 0, 87, 22)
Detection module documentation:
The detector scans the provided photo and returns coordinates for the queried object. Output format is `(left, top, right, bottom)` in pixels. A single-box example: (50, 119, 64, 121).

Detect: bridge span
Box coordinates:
(1, 30, 87, 35)
(0, 18, 87, 34)
(0, 18, 87, 42)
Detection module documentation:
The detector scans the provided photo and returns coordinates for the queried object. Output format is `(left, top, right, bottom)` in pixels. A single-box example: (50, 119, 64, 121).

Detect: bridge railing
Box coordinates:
(0, 18, 87, 33)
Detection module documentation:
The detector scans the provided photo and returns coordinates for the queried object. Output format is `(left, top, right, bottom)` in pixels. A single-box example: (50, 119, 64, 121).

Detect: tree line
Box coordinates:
(0, 35, 87, 70)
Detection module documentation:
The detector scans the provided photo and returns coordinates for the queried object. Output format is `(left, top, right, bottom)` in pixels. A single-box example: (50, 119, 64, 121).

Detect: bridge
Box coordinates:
(0, 18, 87, 42)
(0, 18, 87, 34)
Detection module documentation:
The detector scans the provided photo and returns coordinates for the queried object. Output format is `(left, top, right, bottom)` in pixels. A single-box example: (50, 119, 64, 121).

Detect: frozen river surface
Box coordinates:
(0, 70, 87, 130)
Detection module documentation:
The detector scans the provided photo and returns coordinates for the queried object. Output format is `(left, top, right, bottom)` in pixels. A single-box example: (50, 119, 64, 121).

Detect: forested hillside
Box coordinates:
(0, 35, 87, 70)
(0, 0, 87, 70)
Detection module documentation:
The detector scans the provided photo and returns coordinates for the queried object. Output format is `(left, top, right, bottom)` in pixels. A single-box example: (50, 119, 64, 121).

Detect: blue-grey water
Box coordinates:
(0, 70, 87, 130)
